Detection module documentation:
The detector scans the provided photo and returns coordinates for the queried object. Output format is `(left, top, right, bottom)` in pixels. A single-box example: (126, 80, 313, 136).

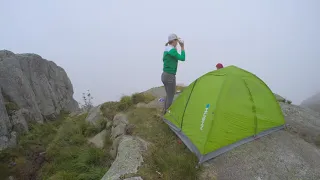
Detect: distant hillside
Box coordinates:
(300, 91, 320, 113)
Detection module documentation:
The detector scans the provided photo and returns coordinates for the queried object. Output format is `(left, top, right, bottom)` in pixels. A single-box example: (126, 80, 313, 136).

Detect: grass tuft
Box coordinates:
(127, 107, 201, 180)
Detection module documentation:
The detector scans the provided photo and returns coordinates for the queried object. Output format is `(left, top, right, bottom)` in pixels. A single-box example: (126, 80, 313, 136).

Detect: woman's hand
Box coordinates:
(179, 40, 184, 49)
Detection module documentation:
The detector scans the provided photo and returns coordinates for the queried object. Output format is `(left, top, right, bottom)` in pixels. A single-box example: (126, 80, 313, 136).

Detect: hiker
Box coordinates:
(216, 63, 224, 70)
(161, 33, 185, 113)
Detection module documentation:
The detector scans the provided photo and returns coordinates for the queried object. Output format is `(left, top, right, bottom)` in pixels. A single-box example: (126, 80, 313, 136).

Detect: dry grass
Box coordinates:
(127, 107, 201, 180)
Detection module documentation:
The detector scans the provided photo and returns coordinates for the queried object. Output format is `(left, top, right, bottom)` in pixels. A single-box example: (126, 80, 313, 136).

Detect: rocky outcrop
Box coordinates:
(86, 108, 148, 180)
(0, 50, 78, 150)
(101, 135, 147, 180)
(85, 104, 107, 126)
(301, 91, 320, 113)
(280, 102, 320, 146)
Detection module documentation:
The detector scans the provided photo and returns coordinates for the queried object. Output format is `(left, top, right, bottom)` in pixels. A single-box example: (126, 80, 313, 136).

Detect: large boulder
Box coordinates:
(0, 50, 78, 150)
(300, 91, 320, 113)
(85, 104, 108, 126)
(101, 136, 147, 180)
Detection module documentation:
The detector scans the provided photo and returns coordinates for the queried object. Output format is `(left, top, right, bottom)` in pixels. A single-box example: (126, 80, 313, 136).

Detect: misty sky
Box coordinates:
(1, 0, 319, 106)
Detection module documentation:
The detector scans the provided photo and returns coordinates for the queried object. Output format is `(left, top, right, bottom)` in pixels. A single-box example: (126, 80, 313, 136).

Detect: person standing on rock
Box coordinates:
(161, 33, 185, 113)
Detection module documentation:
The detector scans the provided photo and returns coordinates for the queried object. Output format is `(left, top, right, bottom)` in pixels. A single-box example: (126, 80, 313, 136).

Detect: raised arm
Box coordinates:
(168, 48, 185, 61)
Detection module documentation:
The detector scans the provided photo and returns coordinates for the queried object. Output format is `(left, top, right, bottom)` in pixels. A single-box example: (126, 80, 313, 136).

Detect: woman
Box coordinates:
(161, 33, 185, 113)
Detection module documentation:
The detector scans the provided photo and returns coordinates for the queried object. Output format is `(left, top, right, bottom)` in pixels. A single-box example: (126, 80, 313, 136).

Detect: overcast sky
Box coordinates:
(1, 0, 319, 106)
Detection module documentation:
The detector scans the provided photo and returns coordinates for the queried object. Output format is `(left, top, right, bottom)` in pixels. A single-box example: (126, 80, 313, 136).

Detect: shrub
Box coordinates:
(101, 101, 121, 120)
(117, 95, 133, 111)
(79, 90, 94, 111)
(131, 93, 155, 104)
(287, 100, 292, 104)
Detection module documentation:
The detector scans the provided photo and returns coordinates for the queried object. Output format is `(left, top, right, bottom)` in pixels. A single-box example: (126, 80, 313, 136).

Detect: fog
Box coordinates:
(1, 0, 319, 105)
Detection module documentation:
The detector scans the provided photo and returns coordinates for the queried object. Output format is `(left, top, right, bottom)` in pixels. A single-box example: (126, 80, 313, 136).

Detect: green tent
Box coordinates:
(163, 65, 285, 164)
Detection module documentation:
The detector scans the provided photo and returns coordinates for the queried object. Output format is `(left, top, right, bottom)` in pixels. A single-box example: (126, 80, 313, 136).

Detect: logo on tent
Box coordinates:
(200, 104, 210, 131)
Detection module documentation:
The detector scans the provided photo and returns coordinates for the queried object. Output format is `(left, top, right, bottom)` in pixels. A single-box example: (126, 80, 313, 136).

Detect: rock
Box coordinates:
(106, 121, 113, 129)
(125, 124, 135, 135)
(113, 113, 128, 127)
(136, 99, 163, 109)
(101, 136, 145, 180)
(11, 108, 31, 133)
(280, 102, 320, 145)
(7, 176, 15, 180)
(144, 86, 166, 98)
(123, 177, 143, 180)
(88, 129, 107, 148)
(274, 93, 286, 102)
(111, 123, 127, 140)
(136, 103, 148, 108)
(85, 105, 105, 126)
(301, 91, 320, 113)
(110, 113, 129, 140)
(109, 136, 123, 159)
(0, 50, 78, 150)
(202, 130, 320, 180)
(0, 88, 11, 149)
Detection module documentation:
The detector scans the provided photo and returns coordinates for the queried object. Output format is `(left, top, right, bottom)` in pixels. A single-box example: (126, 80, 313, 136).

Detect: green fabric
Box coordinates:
(164, 65, 285, 155)
(162, 46, 185, 75)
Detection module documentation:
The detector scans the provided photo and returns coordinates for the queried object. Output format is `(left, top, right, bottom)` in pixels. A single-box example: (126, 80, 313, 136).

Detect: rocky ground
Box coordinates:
(143, 87, 320, 180)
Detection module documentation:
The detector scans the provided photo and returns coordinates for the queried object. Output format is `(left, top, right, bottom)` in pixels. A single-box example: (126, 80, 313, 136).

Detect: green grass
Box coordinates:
(100, 93, 156, 120)
(0, 111, 112, 180)
(127, 107, 201, 180)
